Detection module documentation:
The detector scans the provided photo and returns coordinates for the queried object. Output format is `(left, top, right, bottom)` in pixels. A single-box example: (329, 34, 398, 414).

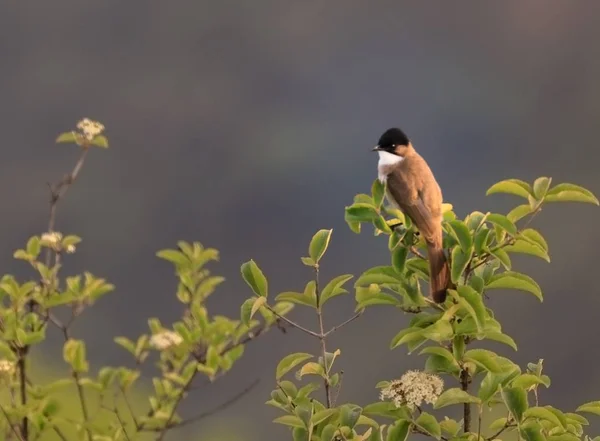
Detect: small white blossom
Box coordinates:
(65, 244, 76, 254)
(0, 360, 15, 376)
(77, 118, 105, 140)
(150, 331, 183, 350)
(379, 370, 444, 410)
(41, 231, 63, 251)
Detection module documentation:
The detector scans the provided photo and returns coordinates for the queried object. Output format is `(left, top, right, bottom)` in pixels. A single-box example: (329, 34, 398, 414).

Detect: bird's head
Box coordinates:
(372, 127, 411, 157)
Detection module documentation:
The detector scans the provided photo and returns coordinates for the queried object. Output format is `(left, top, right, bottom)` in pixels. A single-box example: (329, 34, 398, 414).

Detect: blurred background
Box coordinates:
(1, 1, 600, 439)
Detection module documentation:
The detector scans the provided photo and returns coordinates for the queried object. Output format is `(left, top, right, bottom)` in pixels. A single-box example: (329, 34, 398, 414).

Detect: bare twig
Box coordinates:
(324, 311, 363, 337)
(314, 267, 331, 408)
(52, 427, 69, 441)
(0, 403, 25, 441)
(119, 387, 139, 430)
(159, 379, 259, 431)
(410, 246, 426, 260)
(486, 419, 514, 441)
(154, 370, 198, 441)
(477, 404, 482, 441)
(265, 305, 321, 338)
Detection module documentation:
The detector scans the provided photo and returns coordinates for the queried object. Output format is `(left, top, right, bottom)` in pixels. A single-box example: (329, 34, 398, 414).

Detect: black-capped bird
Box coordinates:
(372, 127, 450, 303)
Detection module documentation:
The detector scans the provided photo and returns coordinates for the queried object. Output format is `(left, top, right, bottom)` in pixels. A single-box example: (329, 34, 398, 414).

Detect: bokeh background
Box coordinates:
(1, 1, 600, 440)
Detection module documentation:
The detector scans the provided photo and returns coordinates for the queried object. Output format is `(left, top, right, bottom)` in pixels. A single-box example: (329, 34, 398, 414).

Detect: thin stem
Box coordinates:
(53, 427, 69, 441)
(0, 403, 25, 441)
(314, 266, 331, 408)
(324, 311, 363, 337)
(17, 353, 27, 440)
(460, 367, 471, 433)
(158, 379, 259, 431)
(119, 387, 139, 430)
(477, 404, 482, 441)
(486, 420, 514, 441)
(265, 305, 321, 338)
(59, 325, 92, 441)
(154, 370, 198, 441)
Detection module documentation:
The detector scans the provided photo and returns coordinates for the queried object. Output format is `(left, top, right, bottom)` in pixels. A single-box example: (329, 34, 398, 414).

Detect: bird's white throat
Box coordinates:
(377, 150, 403, 182)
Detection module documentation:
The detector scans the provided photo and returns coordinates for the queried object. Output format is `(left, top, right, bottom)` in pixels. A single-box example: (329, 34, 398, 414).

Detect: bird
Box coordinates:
(372, 127, 450, 303)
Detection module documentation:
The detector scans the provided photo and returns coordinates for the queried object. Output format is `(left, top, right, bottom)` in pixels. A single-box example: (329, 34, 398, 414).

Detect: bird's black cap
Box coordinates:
(377, 127, 410, 149)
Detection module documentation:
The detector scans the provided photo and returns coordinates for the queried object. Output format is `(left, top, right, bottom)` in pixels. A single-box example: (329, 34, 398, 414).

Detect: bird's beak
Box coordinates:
(371, 145, 381, 152)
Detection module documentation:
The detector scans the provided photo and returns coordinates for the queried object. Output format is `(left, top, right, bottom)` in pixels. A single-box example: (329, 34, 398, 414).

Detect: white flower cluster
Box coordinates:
(77, 118, 105, 141)
(0, 360, 15, 377)
(379, 370, 444, 410)
(150, 331, 183, 350)
(40, 231, 76, 254)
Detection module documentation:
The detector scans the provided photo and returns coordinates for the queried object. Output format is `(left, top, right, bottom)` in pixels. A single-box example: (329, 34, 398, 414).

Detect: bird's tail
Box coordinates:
(426, 237, 451, 303)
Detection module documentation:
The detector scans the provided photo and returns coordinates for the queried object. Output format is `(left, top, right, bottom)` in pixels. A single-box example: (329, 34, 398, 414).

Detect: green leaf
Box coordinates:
(546, 434, 580, 441)
(250, 296, 266, 319)
(312, 408, 337, 426)
(415, 412, 441, 440)
(490, 248, 512, 270)
(486, 271, 543, 301)
(276, 353, 313, 380)
(240, 260, 268, 297)
(273, 415, 306, 428)
(434, 388, 481, 409)
(340, 404, 362, 429)
(421, 319, 454, 343)
(56, 131, 78, 144)
(439, 418, 461, 437)
(114, 337, 136, 355)
(391, 246, 408, 273)
(486, 213, 517, 236)
(545, 183, 599, 205)
(447, 220, 473, 252)
(419, 347, 457, 364)
(533, 177, 552, 200)
(464, 349, 502, 373)
(524, 407, 565, 430)
(505, 238, 550, 262)
(355, 266, 404, 286)
(301, 257, 315, 267)
(390, 328, 425, 350)
(298, 362, 326, 378)
(450, 246, 471, 284)
(501, 386, 529, 422)
(520, 229, 549, 253)
(507, 204, 533, 223)
(386, 420, 410, 441)
(485, 331, 518, 351)
(520, 421, 546, 441)
(576, 401, 600, 416)
(345, 203, 380, 222)
(321, 425, 337, 441)
(486, 179, 533, 199)
(320, 274, 353, 306)
(372, 179, 386, 209)
(453, 286, 487, 333)
(156, 249, 189, 266)
(309, 229, 333, 264)
(240, 298, 254, 327)
(91, 135, 109, 148)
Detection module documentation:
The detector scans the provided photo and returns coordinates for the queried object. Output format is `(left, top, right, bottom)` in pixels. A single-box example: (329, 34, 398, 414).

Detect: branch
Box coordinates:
(16, 353, 27, 440)
(264, 305, 321, 338)
(314, 267, 331, 408)
(460, 367, 471, 433)
(45, 147, 90, 256)
(160, 379, 259, 431)
(324, 311, 363, 337)
(153, 370, 198, 441)
(58, 325, 92, 441)
(0, 403, 25, 441)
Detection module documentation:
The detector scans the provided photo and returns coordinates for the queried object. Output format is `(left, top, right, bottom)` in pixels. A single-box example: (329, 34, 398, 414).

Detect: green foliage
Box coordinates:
(265, 175, 598, 441)
(4, 122, 600, 441)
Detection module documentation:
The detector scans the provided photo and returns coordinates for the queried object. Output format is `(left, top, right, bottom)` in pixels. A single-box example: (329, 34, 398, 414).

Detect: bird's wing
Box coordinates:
(386, 174, 438, 243)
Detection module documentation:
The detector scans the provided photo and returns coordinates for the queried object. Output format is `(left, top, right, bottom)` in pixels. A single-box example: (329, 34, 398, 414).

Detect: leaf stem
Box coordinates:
(314, 266, 331, 408)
